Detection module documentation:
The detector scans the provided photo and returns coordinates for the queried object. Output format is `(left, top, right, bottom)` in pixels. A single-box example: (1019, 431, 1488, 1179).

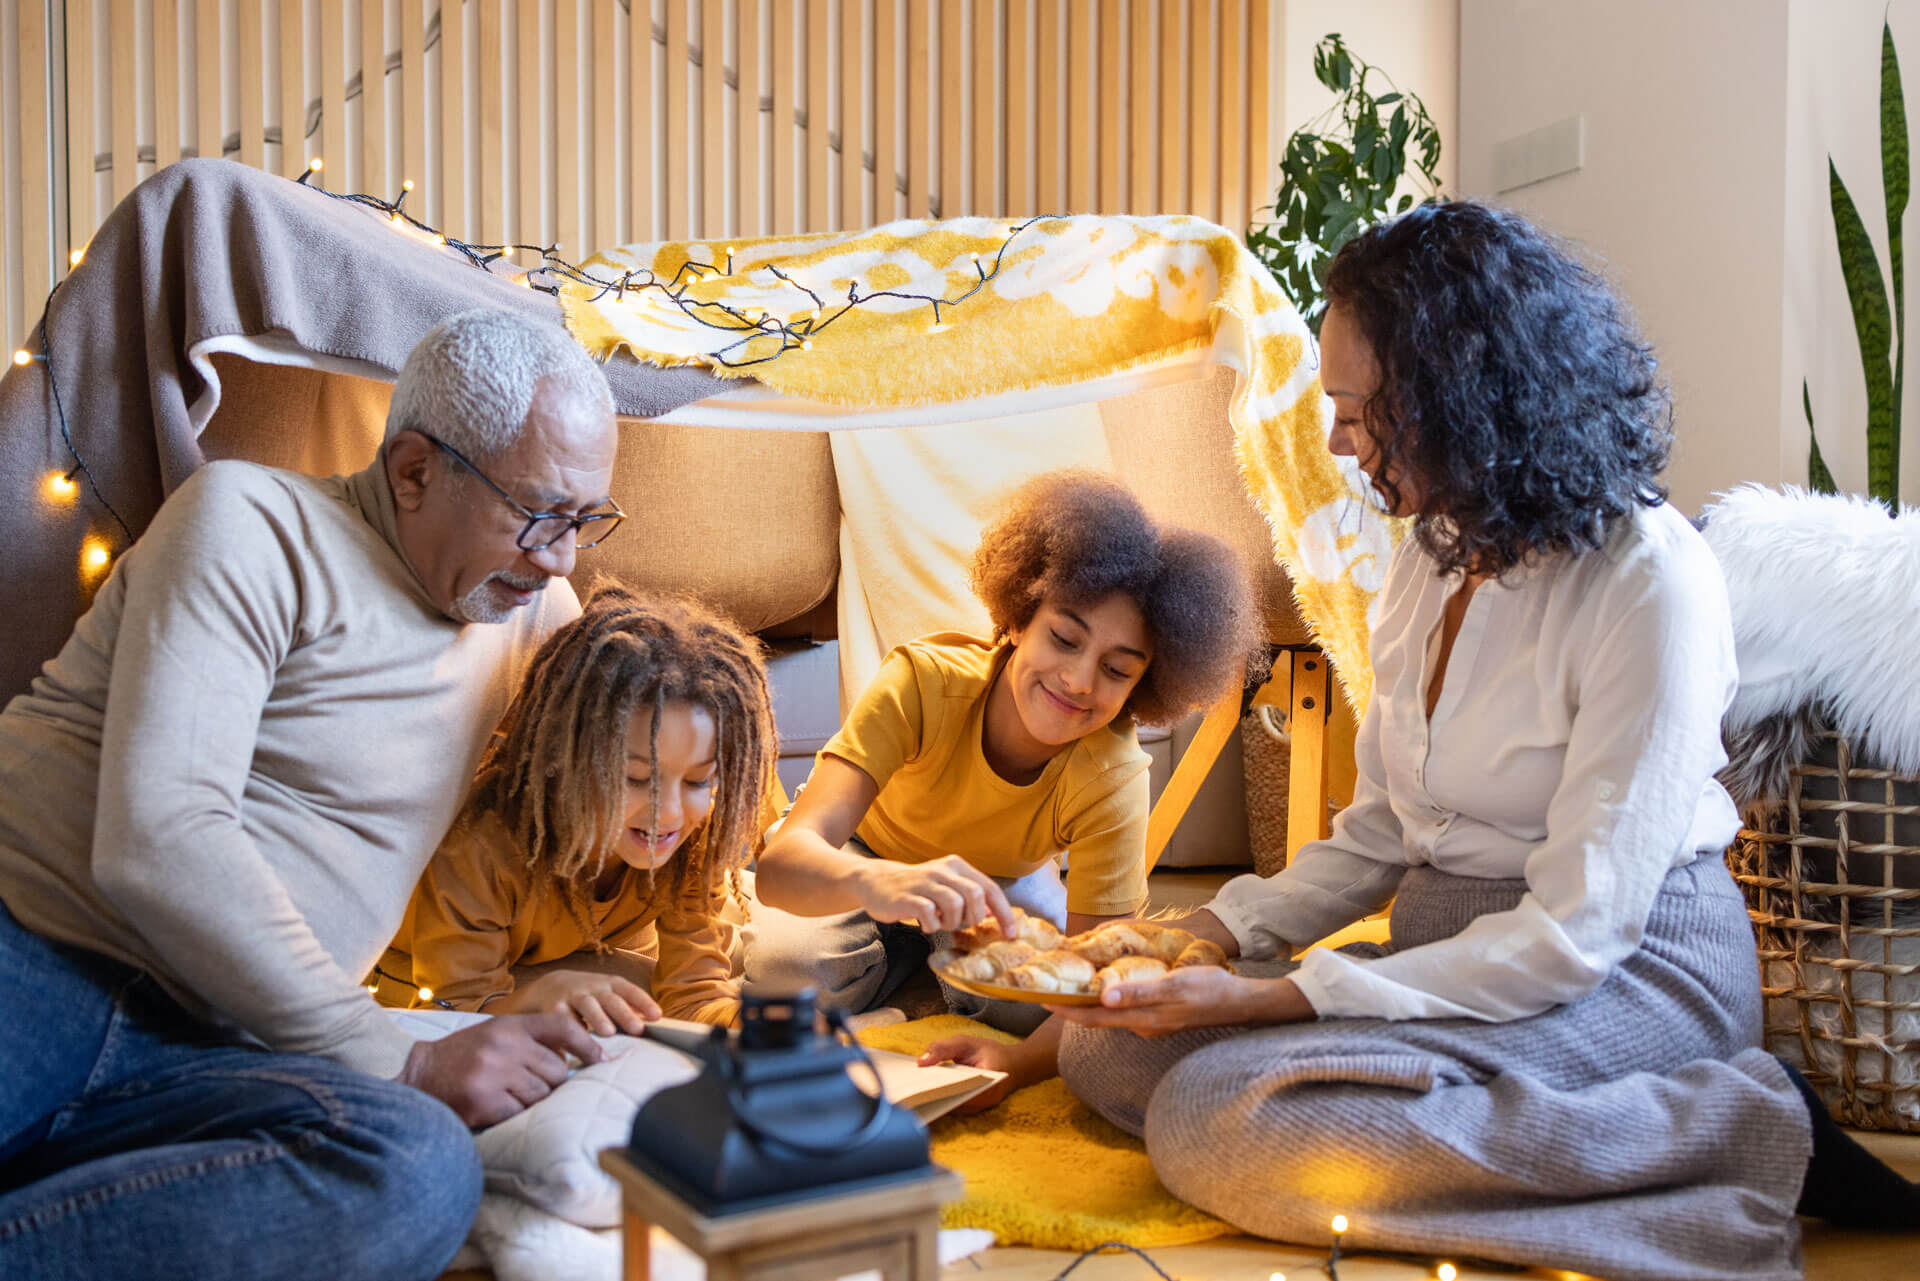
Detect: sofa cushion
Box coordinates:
(1101, 366, 1308, 645)
(587, 420, 839, 633)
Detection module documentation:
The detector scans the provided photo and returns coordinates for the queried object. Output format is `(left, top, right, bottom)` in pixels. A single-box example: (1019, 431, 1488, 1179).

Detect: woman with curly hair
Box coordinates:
(960, 202, 1911, 1278)
(380, 580, 775, 1030)
(747, 469, 1260, 1035)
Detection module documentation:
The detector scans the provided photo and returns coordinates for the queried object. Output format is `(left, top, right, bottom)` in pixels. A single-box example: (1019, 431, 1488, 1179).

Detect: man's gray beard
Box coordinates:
(454, 574, 543, 624)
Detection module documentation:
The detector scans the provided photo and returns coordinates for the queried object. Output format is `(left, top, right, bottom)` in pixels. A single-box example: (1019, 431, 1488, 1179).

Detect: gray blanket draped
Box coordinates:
(0, 158, 729, 702)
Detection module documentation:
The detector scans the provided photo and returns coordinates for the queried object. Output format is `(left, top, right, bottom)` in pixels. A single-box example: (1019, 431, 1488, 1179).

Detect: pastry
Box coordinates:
(1006, 948, 1098, 993)
(1096, 955, 1168, 991)
(953, 907, 1065, 952)
(1171, 937, 1229, 969)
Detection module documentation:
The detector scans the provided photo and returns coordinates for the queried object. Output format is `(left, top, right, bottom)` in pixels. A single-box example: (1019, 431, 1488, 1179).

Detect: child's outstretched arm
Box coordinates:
(757, 756, 1016, 936)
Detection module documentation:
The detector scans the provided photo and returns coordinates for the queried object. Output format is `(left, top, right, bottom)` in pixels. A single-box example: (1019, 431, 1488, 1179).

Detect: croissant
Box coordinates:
(940, 939, 1039, 982)
(1007, 948, 1098, 994)
(1096, 955, 1168, 991)
(953, 907, 1065, 952)
(1069, 922, 1160, 966)
(1171, 938, 1229, 969)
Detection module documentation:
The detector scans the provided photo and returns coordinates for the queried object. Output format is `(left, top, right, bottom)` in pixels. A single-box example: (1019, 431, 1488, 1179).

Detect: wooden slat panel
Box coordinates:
(516, 0, 540, 255)
(441, 0, 466, 240)
(938, 0, 959, 217)
(1219, 0, 1243, 229)
(156, 0, 181, 168)
(322, 0, 346, 185)
(738, 0, 762, 235)
(1005, 0, 1027, 216)
(559, 0, 581, 250)
(905, 0, 927, 217)
(1128, 0, 1150, 211)
(21, 0, 51, 326)
(1066, 0, 1087, 211)
(479, 0, 502, 241)
(402, 0, 425, 190)
(1188, 0, 1212, 220)
(972, 0, 993, 216)
(666, 0, 687, 237)
(240, 0, 265, 167)
(855, 0, 878, 223)
(631, 0, 654, 242)
(1035, 0, 1057, 213)
(280, 0, 304, 173)
(702, 0, 725, 237)
(1157, 0, 1179, 211)
(363, 0, 386, 193)
(770, 0, 792, 232)
(805, 0, 827, 230)
(592, 0, 616, 249)
(1248, 0, 1269, 223)
(195, 0, 223, 165)
(840, 0, 861, 228)
(1097, 0, 1118, 212)
(65, 0, 95, 244)
(112, 0, 139, 200)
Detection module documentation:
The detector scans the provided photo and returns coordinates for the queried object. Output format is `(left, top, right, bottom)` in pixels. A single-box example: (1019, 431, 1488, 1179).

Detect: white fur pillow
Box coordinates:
(388, 1009, 701, 1227)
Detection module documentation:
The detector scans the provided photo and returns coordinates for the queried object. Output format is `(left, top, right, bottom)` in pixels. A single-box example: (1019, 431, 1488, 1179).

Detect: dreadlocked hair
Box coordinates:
(459, 578, 776, 942)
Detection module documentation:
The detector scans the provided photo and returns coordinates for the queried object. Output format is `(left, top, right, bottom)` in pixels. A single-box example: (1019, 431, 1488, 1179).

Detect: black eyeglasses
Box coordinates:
(419, 433, 625, 551)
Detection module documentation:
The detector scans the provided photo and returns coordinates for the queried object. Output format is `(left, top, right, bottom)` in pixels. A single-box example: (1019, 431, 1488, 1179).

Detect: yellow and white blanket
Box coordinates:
(560, 215, 1403, 706)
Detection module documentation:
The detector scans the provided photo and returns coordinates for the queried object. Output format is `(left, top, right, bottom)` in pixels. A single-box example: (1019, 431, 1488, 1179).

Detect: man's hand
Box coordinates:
(1153, 908, 1242, 958)
(490, 969, 662, 1035)
(397, 1013, 606, 1128)
(1048, 969, 1312, 1037)
(918, 1033, 1052, 1114)
(854, 855, 1016, 936)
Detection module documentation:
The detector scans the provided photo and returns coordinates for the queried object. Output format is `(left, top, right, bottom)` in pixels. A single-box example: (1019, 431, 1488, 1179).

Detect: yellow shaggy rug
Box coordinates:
(855, 1015, 1232, 1251)
(559, 216, 1405, 708)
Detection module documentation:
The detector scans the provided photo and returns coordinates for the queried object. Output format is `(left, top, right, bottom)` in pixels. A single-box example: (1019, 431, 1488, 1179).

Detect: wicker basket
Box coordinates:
(1241, 705, 1291, 878)
(1726, 729, 1920, 1133)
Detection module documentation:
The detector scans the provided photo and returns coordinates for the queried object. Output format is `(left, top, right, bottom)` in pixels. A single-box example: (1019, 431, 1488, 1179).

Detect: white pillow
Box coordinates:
(389, 1009, 701, 1227)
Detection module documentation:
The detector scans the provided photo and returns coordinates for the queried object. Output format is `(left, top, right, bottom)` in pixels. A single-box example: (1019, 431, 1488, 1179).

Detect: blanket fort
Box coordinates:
(559, 215, 1405, 707)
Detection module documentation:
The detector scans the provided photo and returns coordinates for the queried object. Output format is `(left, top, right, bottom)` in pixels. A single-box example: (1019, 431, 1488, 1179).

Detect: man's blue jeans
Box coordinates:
(0, 896, 481, 1280)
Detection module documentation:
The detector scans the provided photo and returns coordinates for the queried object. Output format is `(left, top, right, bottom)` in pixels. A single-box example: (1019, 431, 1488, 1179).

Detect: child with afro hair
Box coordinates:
(748, 468, 1261, 1037)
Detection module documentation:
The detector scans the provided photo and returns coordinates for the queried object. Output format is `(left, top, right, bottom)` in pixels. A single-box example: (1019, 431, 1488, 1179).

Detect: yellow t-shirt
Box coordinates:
(823, 633, 1151, 917)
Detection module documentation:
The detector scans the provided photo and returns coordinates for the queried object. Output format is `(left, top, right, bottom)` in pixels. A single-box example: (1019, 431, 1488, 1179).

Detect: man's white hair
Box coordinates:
(385, 309, 614, 460)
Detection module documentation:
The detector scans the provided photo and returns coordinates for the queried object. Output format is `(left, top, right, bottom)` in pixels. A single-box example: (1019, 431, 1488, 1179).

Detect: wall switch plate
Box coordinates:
(1493, 113, 1588, 193)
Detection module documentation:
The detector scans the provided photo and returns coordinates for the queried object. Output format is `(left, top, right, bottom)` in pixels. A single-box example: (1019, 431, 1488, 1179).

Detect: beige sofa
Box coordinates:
(198, 355, 1306, 867)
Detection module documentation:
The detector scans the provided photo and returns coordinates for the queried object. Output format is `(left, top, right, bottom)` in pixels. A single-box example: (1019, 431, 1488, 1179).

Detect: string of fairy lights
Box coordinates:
(13, 155, 1052, 583)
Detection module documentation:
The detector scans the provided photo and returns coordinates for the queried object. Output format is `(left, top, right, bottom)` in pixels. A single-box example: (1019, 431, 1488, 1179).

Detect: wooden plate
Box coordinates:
(932, 965, 1104, 1007)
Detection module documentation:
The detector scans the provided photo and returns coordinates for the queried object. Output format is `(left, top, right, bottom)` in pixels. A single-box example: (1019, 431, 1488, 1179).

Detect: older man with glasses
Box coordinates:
(0, 310, 625, 1281)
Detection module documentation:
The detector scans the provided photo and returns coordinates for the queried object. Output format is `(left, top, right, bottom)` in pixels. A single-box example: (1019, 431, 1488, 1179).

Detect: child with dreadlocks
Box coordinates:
(379, 580, 776, 1031)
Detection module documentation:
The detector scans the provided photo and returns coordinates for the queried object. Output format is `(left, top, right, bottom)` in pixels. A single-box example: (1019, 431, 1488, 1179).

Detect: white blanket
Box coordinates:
(389, 1010, 992, 1281)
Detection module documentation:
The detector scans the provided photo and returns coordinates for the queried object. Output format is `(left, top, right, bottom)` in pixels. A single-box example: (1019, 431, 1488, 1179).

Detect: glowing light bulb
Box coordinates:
(389, 212, 403, 226)
(1268, 1274, 1286, 1281)
(800, 339, 813, 351)
(1330, 1214, 1348, 1235)
(308, 156, 324, 173)
(1437, 1267, 1456, 1281)
(928, 323, 949, 334)
(12, 349, 31, 366)
(366, 983, 379, 994)
(401, 178, 415, 193)
(69, 248, 85, 267)
(433, 234, 446, 246)
(82, 541, 110, 572)
(417, 986, 434, 1001)
(811, 307, 821, 319)
(44, 471, 77, 500)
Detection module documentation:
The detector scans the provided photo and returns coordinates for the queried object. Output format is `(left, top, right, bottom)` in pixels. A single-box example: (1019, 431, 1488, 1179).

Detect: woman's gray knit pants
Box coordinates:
(1057, 858, 1812, 1281)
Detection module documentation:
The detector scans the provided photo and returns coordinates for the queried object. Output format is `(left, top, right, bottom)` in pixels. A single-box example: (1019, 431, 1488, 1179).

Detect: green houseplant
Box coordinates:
(1808, 18, 1907, 505)
(1246, 34, 1444, 336)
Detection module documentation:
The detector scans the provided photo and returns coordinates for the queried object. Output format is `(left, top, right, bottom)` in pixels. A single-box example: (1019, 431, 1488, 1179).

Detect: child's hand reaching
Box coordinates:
(492, 969, 663, 1035)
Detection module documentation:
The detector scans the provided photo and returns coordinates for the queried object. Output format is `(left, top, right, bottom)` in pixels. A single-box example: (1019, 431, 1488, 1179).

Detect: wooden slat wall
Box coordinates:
(8, 0, 1277, 350)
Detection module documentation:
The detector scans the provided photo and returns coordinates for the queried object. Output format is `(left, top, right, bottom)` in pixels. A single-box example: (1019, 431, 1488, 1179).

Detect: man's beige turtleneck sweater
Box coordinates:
(0, 458, 576, 1077)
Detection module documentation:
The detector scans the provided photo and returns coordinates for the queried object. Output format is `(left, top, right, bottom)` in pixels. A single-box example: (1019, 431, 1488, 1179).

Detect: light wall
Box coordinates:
(1459, 0, 1793, 517)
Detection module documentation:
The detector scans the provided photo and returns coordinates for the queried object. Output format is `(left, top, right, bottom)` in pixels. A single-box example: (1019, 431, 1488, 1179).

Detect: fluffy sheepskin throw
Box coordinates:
(1700, 484, 1920, 808)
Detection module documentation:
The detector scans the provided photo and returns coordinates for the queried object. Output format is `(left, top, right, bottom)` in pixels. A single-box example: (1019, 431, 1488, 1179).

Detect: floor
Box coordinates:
(937, 870, 1920, 1281)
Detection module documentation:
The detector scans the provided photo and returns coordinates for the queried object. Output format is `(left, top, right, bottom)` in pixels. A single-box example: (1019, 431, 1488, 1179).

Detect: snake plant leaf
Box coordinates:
(1883, 19, 1906, 500)
(1830, 158, 1898, 502)
(1806, 379, 1839, 495)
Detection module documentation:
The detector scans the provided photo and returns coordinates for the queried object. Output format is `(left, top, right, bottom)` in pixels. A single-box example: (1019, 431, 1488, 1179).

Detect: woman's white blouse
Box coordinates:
(1209, 502, 1742, 1023)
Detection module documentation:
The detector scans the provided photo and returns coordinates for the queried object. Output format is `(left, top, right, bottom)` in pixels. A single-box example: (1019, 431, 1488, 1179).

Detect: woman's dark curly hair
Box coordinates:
(1324, 201, 1672, 578)
(970, 469, 1263, 728)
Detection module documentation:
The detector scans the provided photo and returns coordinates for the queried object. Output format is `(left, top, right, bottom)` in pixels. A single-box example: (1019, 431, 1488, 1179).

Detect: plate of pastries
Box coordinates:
(930, 908, 1231, 1006)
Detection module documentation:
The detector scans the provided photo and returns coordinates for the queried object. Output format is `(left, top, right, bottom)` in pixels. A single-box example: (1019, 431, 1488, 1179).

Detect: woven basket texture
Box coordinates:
(1727, 730, 1920, 1133)
(1241, 706, 1291, 879)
